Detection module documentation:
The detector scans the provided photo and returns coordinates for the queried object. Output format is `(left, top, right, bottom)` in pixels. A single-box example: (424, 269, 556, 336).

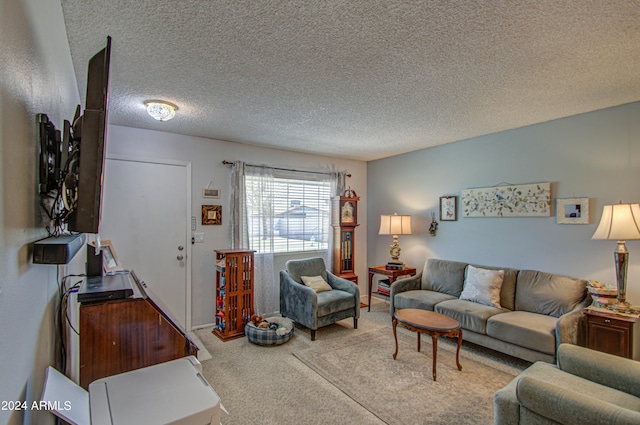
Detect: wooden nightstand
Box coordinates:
(367, 265, 416, 312)
(585, 309, 640, 360)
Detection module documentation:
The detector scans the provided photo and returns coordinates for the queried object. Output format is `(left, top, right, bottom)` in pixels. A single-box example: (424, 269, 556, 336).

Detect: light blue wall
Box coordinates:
(367, 102, 640, 304)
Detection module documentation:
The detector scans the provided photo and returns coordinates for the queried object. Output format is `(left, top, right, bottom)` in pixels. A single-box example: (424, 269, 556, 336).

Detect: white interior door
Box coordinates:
(100, 154, 192, 330)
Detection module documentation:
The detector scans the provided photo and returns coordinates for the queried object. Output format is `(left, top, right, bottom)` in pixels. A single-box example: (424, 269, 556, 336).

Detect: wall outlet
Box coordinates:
(191, 216, 196, 231)
(192, 232, 205, 243)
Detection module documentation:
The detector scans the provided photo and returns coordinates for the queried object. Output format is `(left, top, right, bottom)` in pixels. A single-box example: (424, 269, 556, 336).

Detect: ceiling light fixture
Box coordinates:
(144, 100, 177, 122)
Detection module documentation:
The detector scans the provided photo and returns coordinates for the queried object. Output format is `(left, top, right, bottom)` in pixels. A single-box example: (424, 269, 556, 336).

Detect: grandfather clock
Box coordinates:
(331, 188, 360, 283)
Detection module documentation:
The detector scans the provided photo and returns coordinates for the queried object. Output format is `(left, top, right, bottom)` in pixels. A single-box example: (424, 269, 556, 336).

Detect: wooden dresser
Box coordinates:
(79, 272, 197, 389)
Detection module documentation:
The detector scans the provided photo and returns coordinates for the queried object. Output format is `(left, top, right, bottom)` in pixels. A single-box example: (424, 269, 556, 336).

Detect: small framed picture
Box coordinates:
(203, 188, 220, 198)
(202, 205, 222, 225)
(440, 196, 458, 221)
(556, 198, 589, 224)
(90, 239, 123, 272)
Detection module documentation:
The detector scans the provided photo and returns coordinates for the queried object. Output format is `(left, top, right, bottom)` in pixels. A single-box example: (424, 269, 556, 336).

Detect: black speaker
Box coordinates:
(86, 244, 103, 277)
(33, 234, 86, 264)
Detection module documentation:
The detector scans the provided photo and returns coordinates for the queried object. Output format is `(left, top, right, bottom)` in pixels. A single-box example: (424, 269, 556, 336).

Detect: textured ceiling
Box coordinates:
(60, 1, 640, 161)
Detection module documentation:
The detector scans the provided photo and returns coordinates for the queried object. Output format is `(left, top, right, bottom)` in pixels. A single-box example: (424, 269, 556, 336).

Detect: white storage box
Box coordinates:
(90, 356, 223, 425)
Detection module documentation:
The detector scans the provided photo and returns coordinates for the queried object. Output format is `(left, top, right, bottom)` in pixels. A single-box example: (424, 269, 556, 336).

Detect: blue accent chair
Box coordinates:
(280, 257, 359, 341)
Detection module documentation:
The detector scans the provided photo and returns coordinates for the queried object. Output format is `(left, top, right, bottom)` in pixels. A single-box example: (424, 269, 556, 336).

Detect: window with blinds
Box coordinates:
(245, 174, 332, 254)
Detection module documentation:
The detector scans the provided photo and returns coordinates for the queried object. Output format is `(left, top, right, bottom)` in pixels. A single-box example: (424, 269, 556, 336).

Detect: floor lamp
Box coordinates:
(592, 202, 640, 313)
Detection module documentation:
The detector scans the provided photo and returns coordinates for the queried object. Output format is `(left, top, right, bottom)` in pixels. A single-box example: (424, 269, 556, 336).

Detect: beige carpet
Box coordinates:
(195, 299, 529, 425)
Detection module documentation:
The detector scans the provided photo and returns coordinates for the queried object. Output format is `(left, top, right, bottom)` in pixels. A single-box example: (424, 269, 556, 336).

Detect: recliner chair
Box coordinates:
(280, 257, 359, 341)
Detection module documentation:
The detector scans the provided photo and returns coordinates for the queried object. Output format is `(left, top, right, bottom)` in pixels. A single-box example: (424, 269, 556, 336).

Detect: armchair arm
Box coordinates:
(279, 270, 318, 329)
(389, 273, 422, 315)
(327, 272, 360, 318)
(516, 375, 640, 425)
(555, 297, 591, 347)
(557, 343, 640, 398)
(327, 272, 358, 294)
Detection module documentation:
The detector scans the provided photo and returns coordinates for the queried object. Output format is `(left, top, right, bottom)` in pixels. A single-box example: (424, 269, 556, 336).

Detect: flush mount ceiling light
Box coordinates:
(144, 100, 177, 122)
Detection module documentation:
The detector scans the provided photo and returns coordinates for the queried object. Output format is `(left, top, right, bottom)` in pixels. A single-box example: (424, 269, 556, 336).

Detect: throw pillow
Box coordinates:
(300, 275, 333, 293)
(459, 265, 505, 308)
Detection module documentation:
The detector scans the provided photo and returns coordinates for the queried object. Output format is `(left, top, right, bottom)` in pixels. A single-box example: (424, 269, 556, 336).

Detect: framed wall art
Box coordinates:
(461, 182, 551, 217)
(203, 188, 220, 198)
(202, 205, 222, 225)
(100, 240, 122, 272)
(556, 198, 589, 224)
(439, 196, 458, 221)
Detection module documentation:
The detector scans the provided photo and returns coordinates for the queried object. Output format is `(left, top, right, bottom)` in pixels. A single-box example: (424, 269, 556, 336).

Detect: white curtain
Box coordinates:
(230, 162, 347, 316)
(230, 162, 276, 315)
(321, 170, 347, 270)
(229, 161, 247, 249)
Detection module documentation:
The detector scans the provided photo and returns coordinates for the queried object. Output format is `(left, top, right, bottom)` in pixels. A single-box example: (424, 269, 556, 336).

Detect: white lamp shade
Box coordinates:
(379, 214, 412, 235)
(592, 203, 640, 241)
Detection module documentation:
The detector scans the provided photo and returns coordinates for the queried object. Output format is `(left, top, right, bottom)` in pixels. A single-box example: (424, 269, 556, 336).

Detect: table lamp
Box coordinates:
(592, 202, 640, 313)
(379, 213, 412, 265)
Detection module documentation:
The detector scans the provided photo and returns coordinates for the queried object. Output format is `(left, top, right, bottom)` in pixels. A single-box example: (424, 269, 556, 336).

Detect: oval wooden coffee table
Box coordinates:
(392, 308, 462, 381)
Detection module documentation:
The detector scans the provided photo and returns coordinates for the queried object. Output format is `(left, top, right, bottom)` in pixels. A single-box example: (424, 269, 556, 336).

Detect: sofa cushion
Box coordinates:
(557, 343, 640, 399)
(435, 299, 506, 334)
(394, 290, 456, 311)
(317, 289, 355, 317)
(515, 270, 588, 318)
(487, 311, 558, 355)
(286, 257, 328, 284)
(459, 265, 505, 308)
(421, 259, 467, 297)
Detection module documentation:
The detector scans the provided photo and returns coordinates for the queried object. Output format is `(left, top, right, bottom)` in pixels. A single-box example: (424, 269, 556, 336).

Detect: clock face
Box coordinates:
(341, 201, 355, 223)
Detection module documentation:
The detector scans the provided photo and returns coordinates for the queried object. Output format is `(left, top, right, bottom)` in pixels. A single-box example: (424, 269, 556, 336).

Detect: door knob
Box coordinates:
(177, 254, 184, 261)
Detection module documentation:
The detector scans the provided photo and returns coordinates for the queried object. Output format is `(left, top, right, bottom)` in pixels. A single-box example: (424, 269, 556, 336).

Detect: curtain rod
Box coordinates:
(221, 160, 351, 178)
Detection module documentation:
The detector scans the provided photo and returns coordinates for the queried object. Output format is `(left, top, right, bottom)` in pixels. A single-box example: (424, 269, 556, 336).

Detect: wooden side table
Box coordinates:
(367, 265, 416, 312)
(585, 309, 640, 360)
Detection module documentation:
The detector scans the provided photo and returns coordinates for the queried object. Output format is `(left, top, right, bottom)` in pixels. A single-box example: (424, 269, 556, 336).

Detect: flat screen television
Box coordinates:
(66, 36, 112, 234)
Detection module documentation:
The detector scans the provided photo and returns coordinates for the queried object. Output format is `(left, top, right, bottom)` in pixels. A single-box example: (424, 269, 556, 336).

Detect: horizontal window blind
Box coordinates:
(246, 175, 331, 254)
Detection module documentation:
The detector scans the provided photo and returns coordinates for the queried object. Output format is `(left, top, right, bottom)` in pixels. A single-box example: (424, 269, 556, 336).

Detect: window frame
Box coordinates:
(245, 171, 333, 255)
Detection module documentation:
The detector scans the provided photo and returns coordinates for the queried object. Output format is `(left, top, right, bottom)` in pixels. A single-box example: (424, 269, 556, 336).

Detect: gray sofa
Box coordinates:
(390, 259, 590, 363)
(494, 343, 640, 424)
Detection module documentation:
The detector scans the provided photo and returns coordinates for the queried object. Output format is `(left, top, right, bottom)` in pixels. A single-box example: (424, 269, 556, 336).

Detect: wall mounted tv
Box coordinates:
(65, 36, 112, 234)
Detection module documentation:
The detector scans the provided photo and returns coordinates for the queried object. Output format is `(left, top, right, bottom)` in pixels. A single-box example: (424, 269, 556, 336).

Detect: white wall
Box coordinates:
(106, 125, 367, 327)
(367, 102, 640, 305)
(0, 0, 84, 424)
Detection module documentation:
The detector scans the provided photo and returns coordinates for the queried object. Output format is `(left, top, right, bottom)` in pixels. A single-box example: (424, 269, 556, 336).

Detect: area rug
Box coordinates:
(293, 329, 517, 425)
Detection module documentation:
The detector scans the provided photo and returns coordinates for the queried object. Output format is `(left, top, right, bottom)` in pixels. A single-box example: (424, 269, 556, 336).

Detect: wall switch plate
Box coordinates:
(192, 232, 205, 243)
